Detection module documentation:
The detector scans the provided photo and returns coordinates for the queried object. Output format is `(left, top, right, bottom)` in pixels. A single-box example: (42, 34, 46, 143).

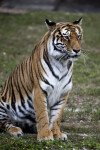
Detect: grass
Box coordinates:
(0, 10, 100, 149)
(0, 133, 100, 150)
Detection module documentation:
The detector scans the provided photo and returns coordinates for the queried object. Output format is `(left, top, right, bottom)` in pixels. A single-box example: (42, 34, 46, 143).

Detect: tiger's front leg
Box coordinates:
(50, 93, 69, 141)
(34, 88, 53, 141)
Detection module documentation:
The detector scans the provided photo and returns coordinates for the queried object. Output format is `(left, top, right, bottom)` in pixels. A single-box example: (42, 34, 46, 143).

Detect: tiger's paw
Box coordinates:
(53, 132, 67, 141)
(8, 126, 23, 137)
(37, 129, 54, 142)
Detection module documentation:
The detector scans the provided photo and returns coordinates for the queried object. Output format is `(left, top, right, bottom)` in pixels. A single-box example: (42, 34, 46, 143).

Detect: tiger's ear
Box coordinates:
(45, 19, 56, 32)
(73, 17, 83, 25)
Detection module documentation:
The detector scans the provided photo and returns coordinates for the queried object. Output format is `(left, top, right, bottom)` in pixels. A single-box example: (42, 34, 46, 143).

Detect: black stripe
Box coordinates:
(25, 59, 28, 75)
(56, 35, 59, 42)
(53, 43, 66, 54)
(43, 49, 59, 79)
(62, 25, 68, 28)
(67, 61, 72, 70)
(58, 29, 62, 36)
(59, 71, 68, 81)
(29, 56, 34, 83)
(0, 106, 6, 112)
(13, 71, 19, 93)
(63, 76, 72, 89)
(18, 67, 32, 101)
(21, 63, 24, 78)
(1, 95, 6, 102)
(22, 57, 32, 93)
(56, 43, 64, 46)
(20, 115, 36, 123)
(50, 115, 55, 118)
(27, 100, 34, 109)
(16, 76, 25, 109)
(50, 99, 65, 109)
(11, 77, 16, 111)
(0, 118, 8, 121)
(52, 34, 67, 54)
(18, 105, 25, 114)
(21, 79, 32, 101)
(7, 104, 10, 110)
(8, 75, 12, 101)
(37, 63, 54, 89)
(2, 78, 10, 102)
(39, 49, 47, 75)
(30, 60, 34, 85)
(18, 105, 35, 117)
(53, 35, 62, 53)
(29, 56, 31, 65)
(0, 101, 4, 106)
(50, 108, 60, 111)
(24, 115, 36, 123)
(35, 66, 48, 97)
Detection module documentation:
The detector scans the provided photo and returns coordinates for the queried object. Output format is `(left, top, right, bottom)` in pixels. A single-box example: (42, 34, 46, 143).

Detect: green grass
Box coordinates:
(0, 10, 100, 149)
(0, 133, 100, 150)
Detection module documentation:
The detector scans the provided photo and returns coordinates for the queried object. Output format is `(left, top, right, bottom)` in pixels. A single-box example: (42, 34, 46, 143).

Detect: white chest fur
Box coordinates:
(40, 58, 73, 108)
(47, 76, 72, 107)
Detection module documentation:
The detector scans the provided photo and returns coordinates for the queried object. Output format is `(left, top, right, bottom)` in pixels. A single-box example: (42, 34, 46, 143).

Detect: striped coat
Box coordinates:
(0, 18, 83, 141)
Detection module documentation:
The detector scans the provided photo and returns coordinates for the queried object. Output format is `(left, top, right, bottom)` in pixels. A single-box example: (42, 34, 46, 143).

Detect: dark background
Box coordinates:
(0, 0, 100, 13)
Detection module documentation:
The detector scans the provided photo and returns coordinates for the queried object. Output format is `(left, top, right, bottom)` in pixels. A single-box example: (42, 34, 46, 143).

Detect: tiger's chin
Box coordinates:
(68, 57, 78, 61)
(68, 54, 81, 61)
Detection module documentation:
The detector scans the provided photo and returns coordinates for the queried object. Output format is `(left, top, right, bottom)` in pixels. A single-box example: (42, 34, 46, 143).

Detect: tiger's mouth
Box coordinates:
(67, 50, 81, 59)
(62, 53, 81, 61)
(68, 54, 79, 59)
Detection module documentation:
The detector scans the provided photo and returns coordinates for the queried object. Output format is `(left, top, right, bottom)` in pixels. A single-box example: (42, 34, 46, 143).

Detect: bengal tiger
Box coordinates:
(0, 18, 83, 141)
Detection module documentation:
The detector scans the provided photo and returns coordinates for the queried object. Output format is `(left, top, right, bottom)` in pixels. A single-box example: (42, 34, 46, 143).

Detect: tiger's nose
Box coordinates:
(73, 49, 80, 53)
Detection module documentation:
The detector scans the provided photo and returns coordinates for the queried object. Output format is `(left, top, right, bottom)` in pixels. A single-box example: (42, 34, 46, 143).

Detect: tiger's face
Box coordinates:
(46, 18, 83, 61)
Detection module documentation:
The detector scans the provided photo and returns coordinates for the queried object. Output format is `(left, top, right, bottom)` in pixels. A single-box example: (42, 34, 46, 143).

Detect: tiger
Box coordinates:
(0, 18, 83, 141)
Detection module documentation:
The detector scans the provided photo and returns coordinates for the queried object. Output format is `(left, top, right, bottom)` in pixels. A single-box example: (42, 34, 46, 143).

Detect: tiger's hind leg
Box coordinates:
(0, 105, 23, 137)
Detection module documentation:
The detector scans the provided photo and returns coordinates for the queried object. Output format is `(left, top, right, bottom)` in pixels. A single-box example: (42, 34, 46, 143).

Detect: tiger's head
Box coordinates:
(45, 18, 83, 62)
